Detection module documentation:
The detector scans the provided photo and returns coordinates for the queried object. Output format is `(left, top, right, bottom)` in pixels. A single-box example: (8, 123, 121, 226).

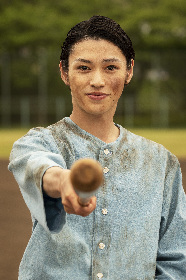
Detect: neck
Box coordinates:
(70, 111, 119, 144)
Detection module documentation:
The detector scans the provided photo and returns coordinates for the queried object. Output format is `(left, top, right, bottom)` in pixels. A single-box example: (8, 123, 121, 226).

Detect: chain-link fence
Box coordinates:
(0, 49, 186, 128)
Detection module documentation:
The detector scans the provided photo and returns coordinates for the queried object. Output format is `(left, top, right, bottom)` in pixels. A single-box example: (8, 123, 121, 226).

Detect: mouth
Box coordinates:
(86, 92, 109, 101)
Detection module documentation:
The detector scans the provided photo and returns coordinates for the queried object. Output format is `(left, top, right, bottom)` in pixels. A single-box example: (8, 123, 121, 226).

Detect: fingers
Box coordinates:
(58, 169, 97, 217)
(62, 194, 97, 217)
(43, 167, 97, 217)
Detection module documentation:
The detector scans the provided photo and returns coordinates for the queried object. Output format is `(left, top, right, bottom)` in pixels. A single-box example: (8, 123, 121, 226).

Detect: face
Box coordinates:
(60, 39, 133, 119)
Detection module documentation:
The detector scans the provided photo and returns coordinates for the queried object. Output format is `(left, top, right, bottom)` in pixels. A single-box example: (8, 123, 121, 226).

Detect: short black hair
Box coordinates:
(60, 15, 135, 71)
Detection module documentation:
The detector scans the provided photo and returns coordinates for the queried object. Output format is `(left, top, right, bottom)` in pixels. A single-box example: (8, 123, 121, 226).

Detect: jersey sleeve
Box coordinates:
(155, 154, 186, 279)
(8, 127, 67, 233)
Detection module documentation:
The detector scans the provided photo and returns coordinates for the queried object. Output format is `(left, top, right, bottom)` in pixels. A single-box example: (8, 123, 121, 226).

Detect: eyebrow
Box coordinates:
(74, 58, 122, 64)
(102, 58, 122, 63)
(74, 58, 92, 64)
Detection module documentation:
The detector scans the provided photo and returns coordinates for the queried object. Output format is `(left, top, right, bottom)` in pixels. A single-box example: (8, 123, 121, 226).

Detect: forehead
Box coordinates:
(69, 38, 126, 63)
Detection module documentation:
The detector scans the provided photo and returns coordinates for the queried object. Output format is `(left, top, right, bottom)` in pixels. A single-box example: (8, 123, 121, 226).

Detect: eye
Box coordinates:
(77, 65, 90, 71)
(106, 65, 118, 71)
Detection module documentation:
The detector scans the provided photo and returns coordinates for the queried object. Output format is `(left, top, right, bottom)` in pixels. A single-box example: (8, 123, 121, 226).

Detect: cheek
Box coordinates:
(111, 77, 125, 96)
(69, 76, 80, 92)
(69, 74, 87, 91)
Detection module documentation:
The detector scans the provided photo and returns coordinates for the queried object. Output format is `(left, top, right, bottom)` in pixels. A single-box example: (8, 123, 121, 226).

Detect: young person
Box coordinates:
(9, 16, 186, 279)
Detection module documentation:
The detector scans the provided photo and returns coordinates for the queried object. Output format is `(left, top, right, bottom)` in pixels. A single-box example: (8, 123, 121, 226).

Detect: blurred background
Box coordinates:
(0, 1, 186, 279)
(0, 0, 186, 129)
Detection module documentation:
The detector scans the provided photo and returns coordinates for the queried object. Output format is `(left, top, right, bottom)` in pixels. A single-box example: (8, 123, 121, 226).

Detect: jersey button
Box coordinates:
(103, 167, 109, 174)
(98, 243, 105, 250)
(102, 208, 108, 215)
(97, 272, 103, 279)
(104, 148, 110, 155)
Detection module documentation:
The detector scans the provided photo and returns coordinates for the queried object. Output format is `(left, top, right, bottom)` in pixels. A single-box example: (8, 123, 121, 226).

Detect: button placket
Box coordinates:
(92, 148, 112, 279)
(99, 147, 110, 266)
(103, 147, 112, 175)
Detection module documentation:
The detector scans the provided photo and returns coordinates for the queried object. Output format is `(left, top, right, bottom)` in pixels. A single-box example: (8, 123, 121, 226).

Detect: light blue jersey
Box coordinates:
(9, 117, 186, 279)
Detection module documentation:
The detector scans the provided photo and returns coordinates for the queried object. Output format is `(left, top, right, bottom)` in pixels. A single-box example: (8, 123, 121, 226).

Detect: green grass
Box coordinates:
(0, 128, 28, 159)
(0, 128, 186, 159)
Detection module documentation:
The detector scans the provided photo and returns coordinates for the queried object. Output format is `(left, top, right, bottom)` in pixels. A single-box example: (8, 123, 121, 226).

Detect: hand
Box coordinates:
(42, 167, 97, 217)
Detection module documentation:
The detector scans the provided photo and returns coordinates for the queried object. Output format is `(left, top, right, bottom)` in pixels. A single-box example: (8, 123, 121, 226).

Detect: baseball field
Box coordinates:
(0, 128, 186, 279)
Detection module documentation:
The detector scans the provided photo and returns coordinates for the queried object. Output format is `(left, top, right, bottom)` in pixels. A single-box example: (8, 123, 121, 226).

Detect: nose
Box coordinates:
(90, 70, 105, 88)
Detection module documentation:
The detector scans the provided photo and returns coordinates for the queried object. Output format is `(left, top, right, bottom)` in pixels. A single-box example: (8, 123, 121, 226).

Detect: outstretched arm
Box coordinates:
(155, 156, 186, 279)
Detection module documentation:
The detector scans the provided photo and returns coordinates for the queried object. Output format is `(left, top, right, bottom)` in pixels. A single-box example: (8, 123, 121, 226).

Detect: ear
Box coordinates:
(125, 59, 134, 85)
(59, 61, 69, 86)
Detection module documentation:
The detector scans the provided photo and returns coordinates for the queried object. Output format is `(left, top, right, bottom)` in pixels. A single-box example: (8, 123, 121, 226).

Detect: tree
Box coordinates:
(0, 0, 186, 52)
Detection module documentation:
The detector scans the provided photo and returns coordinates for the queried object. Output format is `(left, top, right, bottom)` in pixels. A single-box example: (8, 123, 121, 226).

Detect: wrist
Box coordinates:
(42, 167, 63, 198)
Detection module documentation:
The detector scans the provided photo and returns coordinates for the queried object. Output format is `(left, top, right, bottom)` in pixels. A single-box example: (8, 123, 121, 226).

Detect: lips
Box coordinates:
(86, 92, 108, 101)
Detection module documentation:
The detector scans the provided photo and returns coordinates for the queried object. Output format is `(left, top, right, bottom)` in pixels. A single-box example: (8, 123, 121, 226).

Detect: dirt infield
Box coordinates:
(1, 159, 186, 280)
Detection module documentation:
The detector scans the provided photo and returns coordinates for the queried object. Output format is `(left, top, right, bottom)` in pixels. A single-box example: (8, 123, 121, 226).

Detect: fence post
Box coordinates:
(20, 97, 30, 127)
(38, 48, 47, 125)
(56, 96, 66, 121)
(159, 95, 169, 127)
(124, 96, 134, 127)
(1, 53, 11, 126)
